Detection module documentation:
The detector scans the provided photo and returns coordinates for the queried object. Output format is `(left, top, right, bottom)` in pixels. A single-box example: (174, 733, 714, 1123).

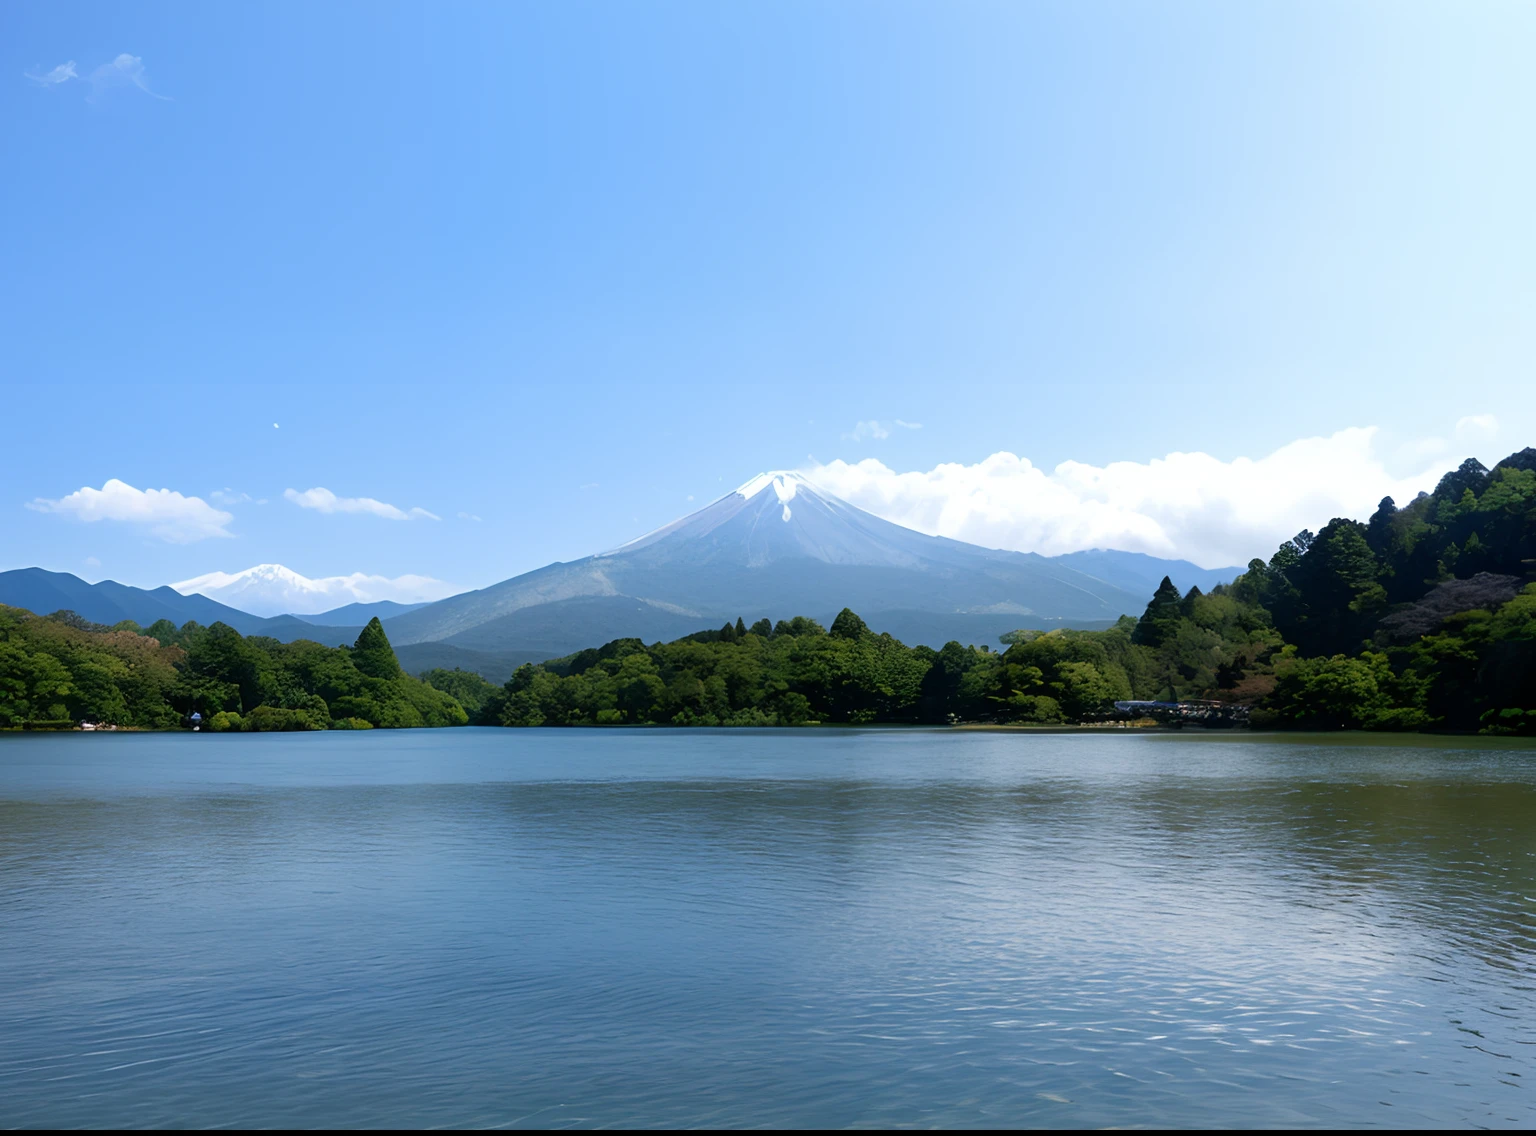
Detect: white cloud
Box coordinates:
(843, 419, 922, 442)
(283, 487, 439, 521)
(1455, 413, 1499, 442)
(457, 511, 482, 522)
(210, 488, 252, 506)
(88, 54, 169, 101)
(1391, 412, 1499, 467)
(27, 479, 234, 543)
(846, 420, 890, 441)
(27, 55, 168, 99)
(173, 564, 458, 617)
(808, 427, 1459, 569)
(25, 61, 78, 87)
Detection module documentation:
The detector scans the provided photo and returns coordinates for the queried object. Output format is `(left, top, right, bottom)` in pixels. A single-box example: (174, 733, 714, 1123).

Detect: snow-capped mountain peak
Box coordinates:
(172, 564, 457, 617)
(734, 471, 804, 520)
(735, 470, 800, 498)
(387, 468, 1183, 650)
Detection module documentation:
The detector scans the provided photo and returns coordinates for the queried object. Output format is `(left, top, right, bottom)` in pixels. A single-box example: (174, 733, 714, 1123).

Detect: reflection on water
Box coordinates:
(1, 728, 1534, 1127)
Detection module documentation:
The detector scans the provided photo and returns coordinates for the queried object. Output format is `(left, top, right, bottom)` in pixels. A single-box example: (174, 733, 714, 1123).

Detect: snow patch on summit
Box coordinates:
(735, 471, 801, 521)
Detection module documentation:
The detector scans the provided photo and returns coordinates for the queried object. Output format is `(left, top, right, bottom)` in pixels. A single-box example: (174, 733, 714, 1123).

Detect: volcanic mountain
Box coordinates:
(382, 472, 1230, 659)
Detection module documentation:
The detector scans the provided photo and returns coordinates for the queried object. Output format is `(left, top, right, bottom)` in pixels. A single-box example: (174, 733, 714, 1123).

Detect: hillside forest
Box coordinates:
(1, 447, 1533, 736)
(0, 614, 466, 731)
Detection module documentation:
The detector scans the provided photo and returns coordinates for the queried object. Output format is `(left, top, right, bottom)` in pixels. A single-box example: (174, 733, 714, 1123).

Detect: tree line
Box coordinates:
(4, 446, 1533, 735)
(0, 613, 466, 730)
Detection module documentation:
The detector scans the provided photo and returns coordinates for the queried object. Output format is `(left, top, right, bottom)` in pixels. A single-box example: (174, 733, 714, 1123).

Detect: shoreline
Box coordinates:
(6, 722, 1534, 745)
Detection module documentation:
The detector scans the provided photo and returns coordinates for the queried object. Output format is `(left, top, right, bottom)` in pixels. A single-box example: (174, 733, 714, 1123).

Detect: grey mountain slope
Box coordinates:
(299, 599, 428, 626)
(249, 618, 362, 647)
(383, 473, 1158, 650)
(394, 642, 553, 685)
(1048, 550, 1244, 600)
(442, 595, 717, 655)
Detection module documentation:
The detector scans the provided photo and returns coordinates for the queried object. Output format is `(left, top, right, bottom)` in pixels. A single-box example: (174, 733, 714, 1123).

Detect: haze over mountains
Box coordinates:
(2, 473, 1243, 679)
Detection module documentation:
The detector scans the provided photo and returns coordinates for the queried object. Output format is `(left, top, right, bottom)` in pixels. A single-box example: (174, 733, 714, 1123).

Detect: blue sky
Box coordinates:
(4, 1, 1534, 594)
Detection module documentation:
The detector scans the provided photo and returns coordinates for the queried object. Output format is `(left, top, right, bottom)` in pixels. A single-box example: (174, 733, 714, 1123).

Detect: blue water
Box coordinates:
(3, 727, 1535, 1128)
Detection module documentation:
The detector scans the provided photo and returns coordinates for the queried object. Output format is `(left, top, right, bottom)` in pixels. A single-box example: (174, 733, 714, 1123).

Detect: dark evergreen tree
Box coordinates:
(917, 639, 979, 720)
(1366, 496, 1398, 555)
(1493, 446, 1536, 476)
(1277, 519, 1385, 656)
(1131, 576, 1183, 647)
(1434, 457, 1490, 502)
(1269, 530, 1315, 579)
(352, 616, 403, 680)
(1228, 559, 1273, 608)
(749, 618, 773, 637)
(734, 617, 747, 637)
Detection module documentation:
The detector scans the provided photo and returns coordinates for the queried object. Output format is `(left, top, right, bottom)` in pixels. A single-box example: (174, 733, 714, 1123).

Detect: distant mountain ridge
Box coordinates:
(1047, 549, 1245, 600)
(1, 475, 1245, 678)
(0, 567, 268, 633)
(300, 600, 430, 626)
(381, 473, 1245, 657)
(0, 568, 361, 647)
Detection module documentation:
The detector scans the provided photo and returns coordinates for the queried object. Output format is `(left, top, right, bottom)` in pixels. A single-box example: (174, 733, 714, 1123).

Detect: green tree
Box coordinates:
(1267, 651, 1426, 731)
(1281, 519, 1386, 657)
(1131, 577, 1183, 647)
(829, 608, 871, 640)
(421, 668, 500, 719)
(351, 617, 403, 680)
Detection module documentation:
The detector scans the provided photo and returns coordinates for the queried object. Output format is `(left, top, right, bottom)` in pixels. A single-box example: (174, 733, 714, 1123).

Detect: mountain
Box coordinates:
(2, 476, 1247, 660)
(393, 642, 555, 685)
(243, 617, 362, 647)
(382, 472, 1168, 654)
(171, 564, 457, 618)
(0, 567, 275, 634)
(300, 600, 430, 626)
(1048, 549, 1244, 599)
(0, 567, 361, 645)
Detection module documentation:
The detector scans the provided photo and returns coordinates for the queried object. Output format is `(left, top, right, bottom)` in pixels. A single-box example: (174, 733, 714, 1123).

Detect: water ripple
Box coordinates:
(0, 729, 1534, 1127)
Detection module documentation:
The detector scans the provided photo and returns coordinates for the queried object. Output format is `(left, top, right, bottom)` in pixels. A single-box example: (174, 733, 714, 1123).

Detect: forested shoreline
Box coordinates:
(0, 613, 466, 731)
(3, 447, 1533, 736)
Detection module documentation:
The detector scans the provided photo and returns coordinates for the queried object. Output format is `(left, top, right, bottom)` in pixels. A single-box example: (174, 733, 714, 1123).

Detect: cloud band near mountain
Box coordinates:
(810, 427, 1462, 569)
(173, 564, 458, 617)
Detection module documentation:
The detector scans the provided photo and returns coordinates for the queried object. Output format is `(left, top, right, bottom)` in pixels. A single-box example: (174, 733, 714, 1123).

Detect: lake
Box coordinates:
(2, 728, 1534, 1128)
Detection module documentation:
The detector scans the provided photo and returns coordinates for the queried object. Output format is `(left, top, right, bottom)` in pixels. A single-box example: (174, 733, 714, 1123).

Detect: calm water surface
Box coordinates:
(3, 728, 1535, 1128)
